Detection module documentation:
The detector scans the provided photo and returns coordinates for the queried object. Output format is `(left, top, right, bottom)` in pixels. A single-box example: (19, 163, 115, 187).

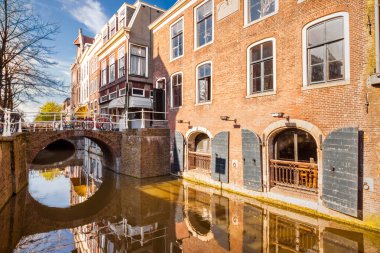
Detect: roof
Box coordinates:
(149, 0, 188, 31)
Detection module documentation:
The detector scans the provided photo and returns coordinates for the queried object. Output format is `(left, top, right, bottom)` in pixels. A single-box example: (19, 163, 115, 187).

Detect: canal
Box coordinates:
(0, 137, 379, 253)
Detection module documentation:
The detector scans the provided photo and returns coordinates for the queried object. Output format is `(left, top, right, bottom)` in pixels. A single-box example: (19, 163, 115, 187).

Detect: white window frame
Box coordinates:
(101, 94, 108, 103)
(109, 91, 117, 100)
(194, 0, 214, 51)
(244, 0, 279, 28)
(246, 37, 276, 98)
(170, 17, 184, 61)
(101, 60, 107, 86)
(195, 61, 212, 105)
(129, 43, 149, 78)
(132, 88, 145, 97)
(302, 12, 350, 89)
(170, 72, 183, 108)
(118, 46, 125, 78)
(109, 54, 115, 83)
(119, 88, 126, 96)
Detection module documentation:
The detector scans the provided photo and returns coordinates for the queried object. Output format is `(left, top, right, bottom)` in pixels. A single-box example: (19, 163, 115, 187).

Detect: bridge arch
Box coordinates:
(25, 130, 122, 166)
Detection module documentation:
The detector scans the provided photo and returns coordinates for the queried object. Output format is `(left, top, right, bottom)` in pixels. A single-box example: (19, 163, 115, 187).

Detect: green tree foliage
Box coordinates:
(34, 102, 63, 122)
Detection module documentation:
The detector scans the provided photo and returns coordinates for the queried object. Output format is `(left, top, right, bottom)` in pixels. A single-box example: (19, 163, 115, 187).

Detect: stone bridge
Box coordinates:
(0, 128, 170, 211)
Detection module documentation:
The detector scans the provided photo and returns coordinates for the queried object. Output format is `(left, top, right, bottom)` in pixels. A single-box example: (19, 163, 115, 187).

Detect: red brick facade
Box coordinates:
(151, 0, 380, 225)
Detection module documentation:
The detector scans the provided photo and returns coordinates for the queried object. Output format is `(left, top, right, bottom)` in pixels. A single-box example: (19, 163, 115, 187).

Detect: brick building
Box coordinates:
(150, 0, 380, 227)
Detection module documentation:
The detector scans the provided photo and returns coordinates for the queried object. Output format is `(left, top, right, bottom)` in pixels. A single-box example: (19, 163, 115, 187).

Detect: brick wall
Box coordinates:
(152, 0, 380, 222)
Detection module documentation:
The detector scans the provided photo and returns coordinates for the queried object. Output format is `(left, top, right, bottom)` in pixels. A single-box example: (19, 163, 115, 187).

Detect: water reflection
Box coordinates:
(28, 138, 104, 208)
(0, 138, 378, 252)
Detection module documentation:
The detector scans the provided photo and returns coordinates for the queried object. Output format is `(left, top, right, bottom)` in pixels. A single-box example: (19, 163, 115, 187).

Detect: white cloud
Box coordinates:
(60, 0, 108, 34)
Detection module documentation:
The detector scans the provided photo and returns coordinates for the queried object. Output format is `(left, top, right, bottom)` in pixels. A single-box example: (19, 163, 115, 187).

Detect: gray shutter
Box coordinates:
(173, 131, 184, 172)
(211, 132, 229, 183)
(322, 127, 359, 217)
(211, 194, 230, 251)
(242, 129, 263, 191)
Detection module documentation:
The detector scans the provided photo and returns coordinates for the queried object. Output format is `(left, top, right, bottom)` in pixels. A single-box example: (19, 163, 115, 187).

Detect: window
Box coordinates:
(171, 73, 182, 108)
(307, 17, 344, 84)
(118, 46, 125, 78)
(110, 18, 116, 36)
(109, 54, 115, 83)
(102, 27, 108, 44)
(132, 88, 145, 97)
(171, 19, 184, 59)
(195, 0, 213, 48)
(246, 0, 277, 24)
(197, 63, 211, 103)
(109, 91, 117, 99)
(101, 60, 107, 86)
(303, 13, 350, 87)
(248, 39, 274, 94)
(130, 44, 147, 77)
(119, 8, 126, 28)
(119, 88, 126, 96)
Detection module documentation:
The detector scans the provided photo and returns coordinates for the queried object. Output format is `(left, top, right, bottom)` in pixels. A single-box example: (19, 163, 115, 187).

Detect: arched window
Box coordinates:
(274, 129, 317, 163)
(195, 133, 211, 153)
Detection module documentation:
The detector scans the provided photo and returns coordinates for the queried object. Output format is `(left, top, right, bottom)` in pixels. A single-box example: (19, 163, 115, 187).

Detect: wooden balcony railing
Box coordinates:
(188, 151, 211, 171)
(270, 159, 318, 192)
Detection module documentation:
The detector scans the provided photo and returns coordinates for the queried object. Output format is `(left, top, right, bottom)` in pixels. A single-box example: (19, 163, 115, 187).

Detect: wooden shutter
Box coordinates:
(322, 127, 360, 217)
(211, 132, 229, 183)
(242, 129, 263, 191)
(173, 131, 184, 172)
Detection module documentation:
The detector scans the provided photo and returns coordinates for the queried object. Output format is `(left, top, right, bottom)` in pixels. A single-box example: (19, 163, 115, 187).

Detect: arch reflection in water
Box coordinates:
(28, 137, 104, 208)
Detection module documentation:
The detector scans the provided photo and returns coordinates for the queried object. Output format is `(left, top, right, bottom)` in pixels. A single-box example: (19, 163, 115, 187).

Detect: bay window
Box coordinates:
(171, 73, 182, 108)
(197, 63, 211, 103)
(130, 44, 147, 77)
(195, 0, 213, 48)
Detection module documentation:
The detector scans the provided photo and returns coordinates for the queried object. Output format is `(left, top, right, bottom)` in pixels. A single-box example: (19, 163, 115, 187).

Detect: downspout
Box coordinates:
(375, 0, 379, 72)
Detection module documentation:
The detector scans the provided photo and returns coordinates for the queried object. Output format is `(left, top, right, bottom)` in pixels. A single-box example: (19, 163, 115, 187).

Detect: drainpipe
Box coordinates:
(375, 0, 379, 72)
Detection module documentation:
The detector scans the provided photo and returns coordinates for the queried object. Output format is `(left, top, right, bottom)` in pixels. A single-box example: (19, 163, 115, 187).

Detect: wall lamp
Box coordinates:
(176, 119, 192, 129)
(220, 116, 240, 128)
(271, 112, 290, 121)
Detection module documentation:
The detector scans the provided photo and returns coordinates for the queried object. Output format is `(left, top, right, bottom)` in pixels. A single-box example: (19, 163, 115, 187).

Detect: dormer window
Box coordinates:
(110, 18, 116, 36)
(102, 28, 108, 44)
(119, 9, 126, 28)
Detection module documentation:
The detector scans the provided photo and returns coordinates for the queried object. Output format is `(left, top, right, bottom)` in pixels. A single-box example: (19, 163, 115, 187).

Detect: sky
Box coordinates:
(20, 0, 176, 112)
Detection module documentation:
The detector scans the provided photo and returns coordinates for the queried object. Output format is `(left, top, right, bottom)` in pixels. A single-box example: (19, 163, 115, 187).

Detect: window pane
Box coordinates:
(327, 40, 343, 61)
(177, 74, 182, 85)
(251, 45, 261, 62)
(326, 17, 344, 42)
(310, 64, 324, 83)
(252, 63, 261, 78)
(204, 63, 211, 76)
(197, 0, 212, 21)
(276, 130, 295, 161)
(179, 34, 183, 56)
(262, 0, 276, 16)
(205, 16, 212, 44)
(131, 45, 146, 57)
(308, 23, 325, 47)
(249, 0, 261, 22)
(262, 41, 273, 59)
(264, 59, 273, 75)
(297, 131, 317, 162)
(251, 78, 261, 93)
(328, 60, 344, 80)
(198, 22, 206, 47)
(310, 46, 325, 65)
(264, 75, 273, 91)
(198, 79, 208, 102)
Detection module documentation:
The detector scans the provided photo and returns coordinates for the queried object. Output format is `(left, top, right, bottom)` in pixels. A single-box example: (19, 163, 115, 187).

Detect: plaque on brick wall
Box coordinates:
(217, 0, 239, 21)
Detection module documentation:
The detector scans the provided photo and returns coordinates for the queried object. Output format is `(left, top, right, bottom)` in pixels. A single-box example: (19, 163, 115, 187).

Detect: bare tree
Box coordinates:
(0, 0, 66, 110)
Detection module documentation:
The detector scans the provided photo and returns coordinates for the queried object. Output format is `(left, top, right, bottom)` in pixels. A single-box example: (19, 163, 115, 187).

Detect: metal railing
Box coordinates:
(270, 159, 318, 192)
(0, 107, 167, 136)
(188, 151, 211, 171)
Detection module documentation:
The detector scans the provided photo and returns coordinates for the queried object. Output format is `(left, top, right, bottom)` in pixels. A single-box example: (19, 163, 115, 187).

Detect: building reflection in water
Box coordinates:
(4, 138, 378, 253)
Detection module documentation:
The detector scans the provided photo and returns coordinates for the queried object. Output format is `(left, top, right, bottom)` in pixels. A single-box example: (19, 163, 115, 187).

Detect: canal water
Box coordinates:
(0, 137, 379, 253)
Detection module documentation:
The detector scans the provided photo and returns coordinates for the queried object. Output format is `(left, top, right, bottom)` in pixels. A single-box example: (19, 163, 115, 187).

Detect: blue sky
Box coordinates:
(22, 0, 176, 112)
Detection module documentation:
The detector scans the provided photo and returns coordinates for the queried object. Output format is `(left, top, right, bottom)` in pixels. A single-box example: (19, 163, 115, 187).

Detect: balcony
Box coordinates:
(269, 159, 318, 193)
(188, 151, 211, 171)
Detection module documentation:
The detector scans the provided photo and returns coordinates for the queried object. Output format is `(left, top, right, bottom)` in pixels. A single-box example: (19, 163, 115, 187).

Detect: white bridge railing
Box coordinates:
(0, 108, 167, 137)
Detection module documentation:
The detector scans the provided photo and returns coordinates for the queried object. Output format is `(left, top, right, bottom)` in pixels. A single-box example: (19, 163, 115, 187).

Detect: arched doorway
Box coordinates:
(187, 132, 211, 172)
(270, 129, 318, 192)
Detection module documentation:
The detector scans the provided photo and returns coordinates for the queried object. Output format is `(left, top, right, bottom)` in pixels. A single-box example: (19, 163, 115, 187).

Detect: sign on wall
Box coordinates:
(217, 0, 239, 21)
